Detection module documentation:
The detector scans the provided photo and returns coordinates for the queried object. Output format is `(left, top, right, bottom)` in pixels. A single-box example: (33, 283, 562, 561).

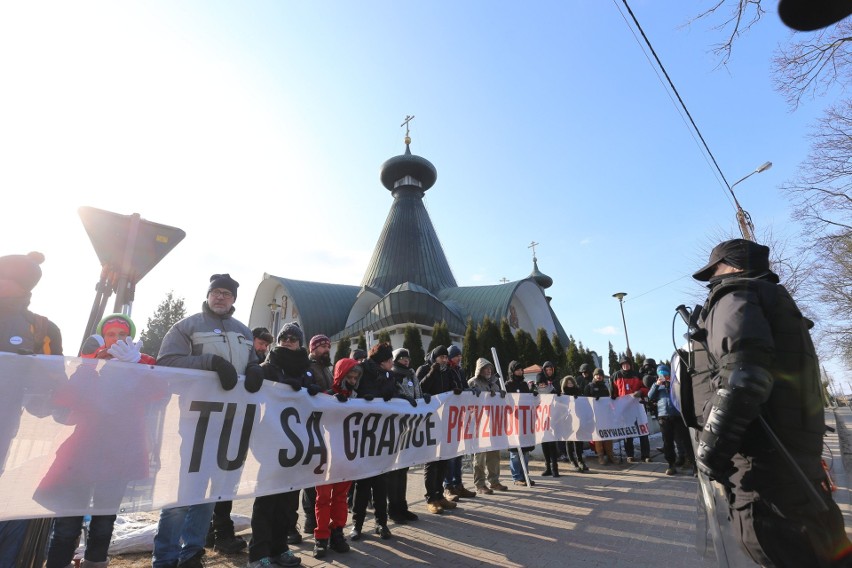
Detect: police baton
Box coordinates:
(675, 305, 828, 513)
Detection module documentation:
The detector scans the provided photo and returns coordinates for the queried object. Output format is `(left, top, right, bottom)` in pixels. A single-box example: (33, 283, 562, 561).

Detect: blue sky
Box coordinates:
(1, 2, 839, 380)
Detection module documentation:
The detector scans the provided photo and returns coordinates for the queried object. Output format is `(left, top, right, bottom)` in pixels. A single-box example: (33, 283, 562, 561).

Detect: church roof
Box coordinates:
(436, 282, 522, 330)
(266, 276, 359, 340)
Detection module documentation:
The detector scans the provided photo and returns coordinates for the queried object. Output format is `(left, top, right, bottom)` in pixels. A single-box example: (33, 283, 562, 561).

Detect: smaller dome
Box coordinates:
(529, 258, 553, 289)
(380, 144, 438, 191)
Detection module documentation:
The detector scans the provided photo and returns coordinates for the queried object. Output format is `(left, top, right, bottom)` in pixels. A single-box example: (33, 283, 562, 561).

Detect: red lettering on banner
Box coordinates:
(492, 406, 503, 436)
(446, 405, 460, 443)
(463, 406, 474, 440)
(474, 406, 485, 438)
(455, 406, 465, 442)
(504, 407, 514, 436)
(518, 406, 529, 435)
(480, 406, 490, 438)
(543, 405, 551, 431)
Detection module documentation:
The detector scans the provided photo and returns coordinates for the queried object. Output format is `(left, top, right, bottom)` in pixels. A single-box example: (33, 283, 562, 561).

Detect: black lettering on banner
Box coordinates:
(377, 413, 398, 456)
(424, 412, 437, 446)
(279, 407, 304, 467)
(396, 415, 414, 451)
(188, 401, 225, 473)
(343, 412, 362, 461)
(359, 413, 380, 457)
(304, 411, 328, 474)
(217, 403, 257, 471)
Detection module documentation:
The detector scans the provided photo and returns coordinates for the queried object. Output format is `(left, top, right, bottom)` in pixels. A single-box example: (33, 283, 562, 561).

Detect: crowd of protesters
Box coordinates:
(0, 256, 691, 568)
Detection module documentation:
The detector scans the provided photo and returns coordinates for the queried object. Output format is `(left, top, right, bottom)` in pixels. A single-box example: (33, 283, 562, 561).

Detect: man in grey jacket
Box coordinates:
(152, 274, 264, 568)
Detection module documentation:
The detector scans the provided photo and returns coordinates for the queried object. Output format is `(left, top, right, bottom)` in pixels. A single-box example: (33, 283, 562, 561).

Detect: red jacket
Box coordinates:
(610, 370, 648, 399)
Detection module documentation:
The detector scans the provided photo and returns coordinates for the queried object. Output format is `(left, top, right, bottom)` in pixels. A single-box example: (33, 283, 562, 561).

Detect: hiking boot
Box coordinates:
(513, 479, 528, 486)
(541, 466, 552, 476)
(477, 486, 494, 495)
(388, 513, 408, 524)
(444, 488, 460, 502)
(456, 485, 477, 498)
(551, 461, 560, 478)
(375, 524, 392, 539)
(312, 540, 328, 559)
(438, 497, 457, 509)
(643, 457, 653, 463)
(401, 510, 419, 521)
(426, 501, 444, 514)
(490, 482, 508, 491)
(580, 461, 589, 472)
(272, 551, 301, 567)
(329, 527, 350, 553)
(666, 466, 677, 476)
(286, 530, 302, 545)
(214, 534, 247, 554)
(177, 550, 205, 568)
(247, 558, 272, 568)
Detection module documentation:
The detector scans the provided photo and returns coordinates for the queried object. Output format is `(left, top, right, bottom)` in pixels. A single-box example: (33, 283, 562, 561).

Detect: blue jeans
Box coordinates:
(47, 515, 116, 568)
(508, 450, 529, 481)
(443, 456, 463, 487)
(0, 520, 28, 568)
(153, 503, 215, 567)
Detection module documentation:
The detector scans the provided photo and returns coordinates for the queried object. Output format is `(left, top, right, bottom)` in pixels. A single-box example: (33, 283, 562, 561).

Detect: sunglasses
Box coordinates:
(280, 336, 300, 344)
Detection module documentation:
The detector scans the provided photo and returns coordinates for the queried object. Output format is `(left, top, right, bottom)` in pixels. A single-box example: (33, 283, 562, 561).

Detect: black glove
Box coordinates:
(406, 396, 417, 407)
(573, 395, 579, 400)
(16, 349, 34, 355)
(336, 393, 348, 403)
(244, 365, 264, 393)
(306, 384, 322, 396)
(363, 394, 375, 401)
(472, 388, 481, 397)
(422, 393, 431, 404)
(555, 392, 561, 397)
(594, 396, 601, 401)
(382, 392, 393, 402)
(532, 391, 539, 397)
(452, 388, 462, 395)
(210, 355, 238, 391)
(499, 390, 506, 398)
(284, 380, 302, 391)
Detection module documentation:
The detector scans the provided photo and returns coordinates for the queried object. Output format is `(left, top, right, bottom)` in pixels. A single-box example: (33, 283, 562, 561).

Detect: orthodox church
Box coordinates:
(248, 131, 568, 352)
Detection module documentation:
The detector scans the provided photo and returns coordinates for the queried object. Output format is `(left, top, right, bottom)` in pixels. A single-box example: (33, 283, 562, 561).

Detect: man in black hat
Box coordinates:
(691, 239, 850, 566)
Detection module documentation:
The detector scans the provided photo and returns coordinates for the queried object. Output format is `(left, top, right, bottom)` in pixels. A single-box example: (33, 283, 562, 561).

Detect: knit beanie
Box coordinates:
(208, 273, 239, 299)
(393, 348, 410, 362)
(432, 345, 449, 359)
(448, 345, 462, 359)
(0, 252, 44, 293)
(351, 348, 368, 361)
(97, 313, 136, 339)
(368, 342, 394, 364)
(277, 321, 304, 346)
(310, 334, 331, 352)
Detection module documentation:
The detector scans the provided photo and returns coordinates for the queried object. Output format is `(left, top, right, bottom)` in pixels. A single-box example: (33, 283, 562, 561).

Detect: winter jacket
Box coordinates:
(261, 345, 312, 389)
(647, 380, 680, 418)
(358, 358, 399, 400)
(467, 358, 500, 393)
(584, 380, 610, 398)
(157, 301, 258, 375)
(535, 361, 559, 394)
(420, 361, 462, 395)
(308, 356, 334, 391)
(609, 369, 648, 400)
(392, 362, 422, 400)
(331, 358, 362, 398)
(505, 360, 531, 394)
(0, 297, 62, 356)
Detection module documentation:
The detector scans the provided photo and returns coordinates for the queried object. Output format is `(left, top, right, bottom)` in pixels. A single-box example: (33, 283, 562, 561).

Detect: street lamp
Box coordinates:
(268, 298, 281, 337)
(612, 292, 631, 357)
(728, 161, 772, 241)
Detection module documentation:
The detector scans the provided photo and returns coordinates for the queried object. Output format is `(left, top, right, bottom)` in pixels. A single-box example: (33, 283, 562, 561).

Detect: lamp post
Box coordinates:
(612, 292, 631, 357)
(728, 161, 772, 241)
(268, 298, 281, 337)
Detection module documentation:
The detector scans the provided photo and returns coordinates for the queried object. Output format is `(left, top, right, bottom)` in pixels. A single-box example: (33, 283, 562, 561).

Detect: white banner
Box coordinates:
(0, 353, 648, 521)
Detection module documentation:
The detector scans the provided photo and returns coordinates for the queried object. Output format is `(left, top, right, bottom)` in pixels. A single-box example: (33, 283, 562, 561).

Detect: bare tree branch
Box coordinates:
(687, 0, 766, 64)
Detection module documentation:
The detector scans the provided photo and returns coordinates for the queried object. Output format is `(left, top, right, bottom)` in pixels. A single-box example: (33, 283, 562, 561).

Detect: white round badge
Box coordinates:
(214, 329, 222, 334)
(9, 336, 23, 345)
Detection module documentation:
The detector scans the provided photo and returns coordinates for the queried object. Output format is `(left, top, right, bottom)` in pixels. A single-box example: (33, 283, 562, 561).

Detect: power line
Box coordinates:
(613, 0, 736, 207)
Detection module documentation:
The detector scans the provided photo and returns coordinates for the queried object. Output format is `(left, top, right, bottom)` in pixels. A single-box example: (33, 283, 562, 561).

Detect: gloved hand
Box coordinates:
(422, 393, 432, 404)
(306, 384, 322, 396)
(471, 387, 481, 397)
(532, 391, 539, 397)
(431, 362, 442, 373)
(405, 396, 417, 407)
(244, 365, 264, 393)
(452, 388, 463, 395)
(555, 392, 561, 397)
(696, 439, 735, 481)
(595, 396, 601, 401)
(81, 334, 105, 356)
(284, 380, 302, 391)
(382, 392, 393, 402)
(573, 395, 579, 400)
(499, 390, 506, 398)
(336, 393, 348, 403)
(363, 394, 375, 401)
(107, 337, 143, 363)
(210, 355, 238, 391)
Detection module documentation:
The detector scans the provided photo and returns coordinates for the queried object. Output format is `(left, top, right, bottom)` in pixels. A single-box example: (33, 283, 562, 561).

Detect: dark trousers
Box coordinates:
(424, 460, 447, 503)
(624, 435, 650, 459)
(659, 416, 691, 465)
(249, 493, 291, 562)
(541, 441, 558, 463)
(443, 456, 463, 487)
(212, 500, 234, 534)
(565, 441, 585, 463)
(386, 467, 410, 516)
(280, 490, 300, 533)
(301, 487, 316, 527)
(731, 489, 852, 567)
(351, 474, 388, 528)
(46, 515, 116, 567)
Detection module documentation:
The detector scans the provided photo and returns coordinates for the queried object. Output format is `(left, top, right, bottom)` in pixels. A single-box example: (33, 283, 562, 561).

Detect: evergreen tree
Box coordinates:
(565, 336, 582, 374)
(139, 291, 186, 359)
(333, 337, 350, 365)
(634, 352, 646, 368)
(515, 329, 537, 368)
(357, 333, 367, 350)
(462, 319, 478, 379)
(551, 332, 566, 372)
(377, 330, 391, 344)
(608, 341, 618, 376)
(536, 327, 557, 366)
(403, 325, 425, 369)
(498, 319, 518, 375)
(476, 317, 502, 373)
(428, 320, 452, 352)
